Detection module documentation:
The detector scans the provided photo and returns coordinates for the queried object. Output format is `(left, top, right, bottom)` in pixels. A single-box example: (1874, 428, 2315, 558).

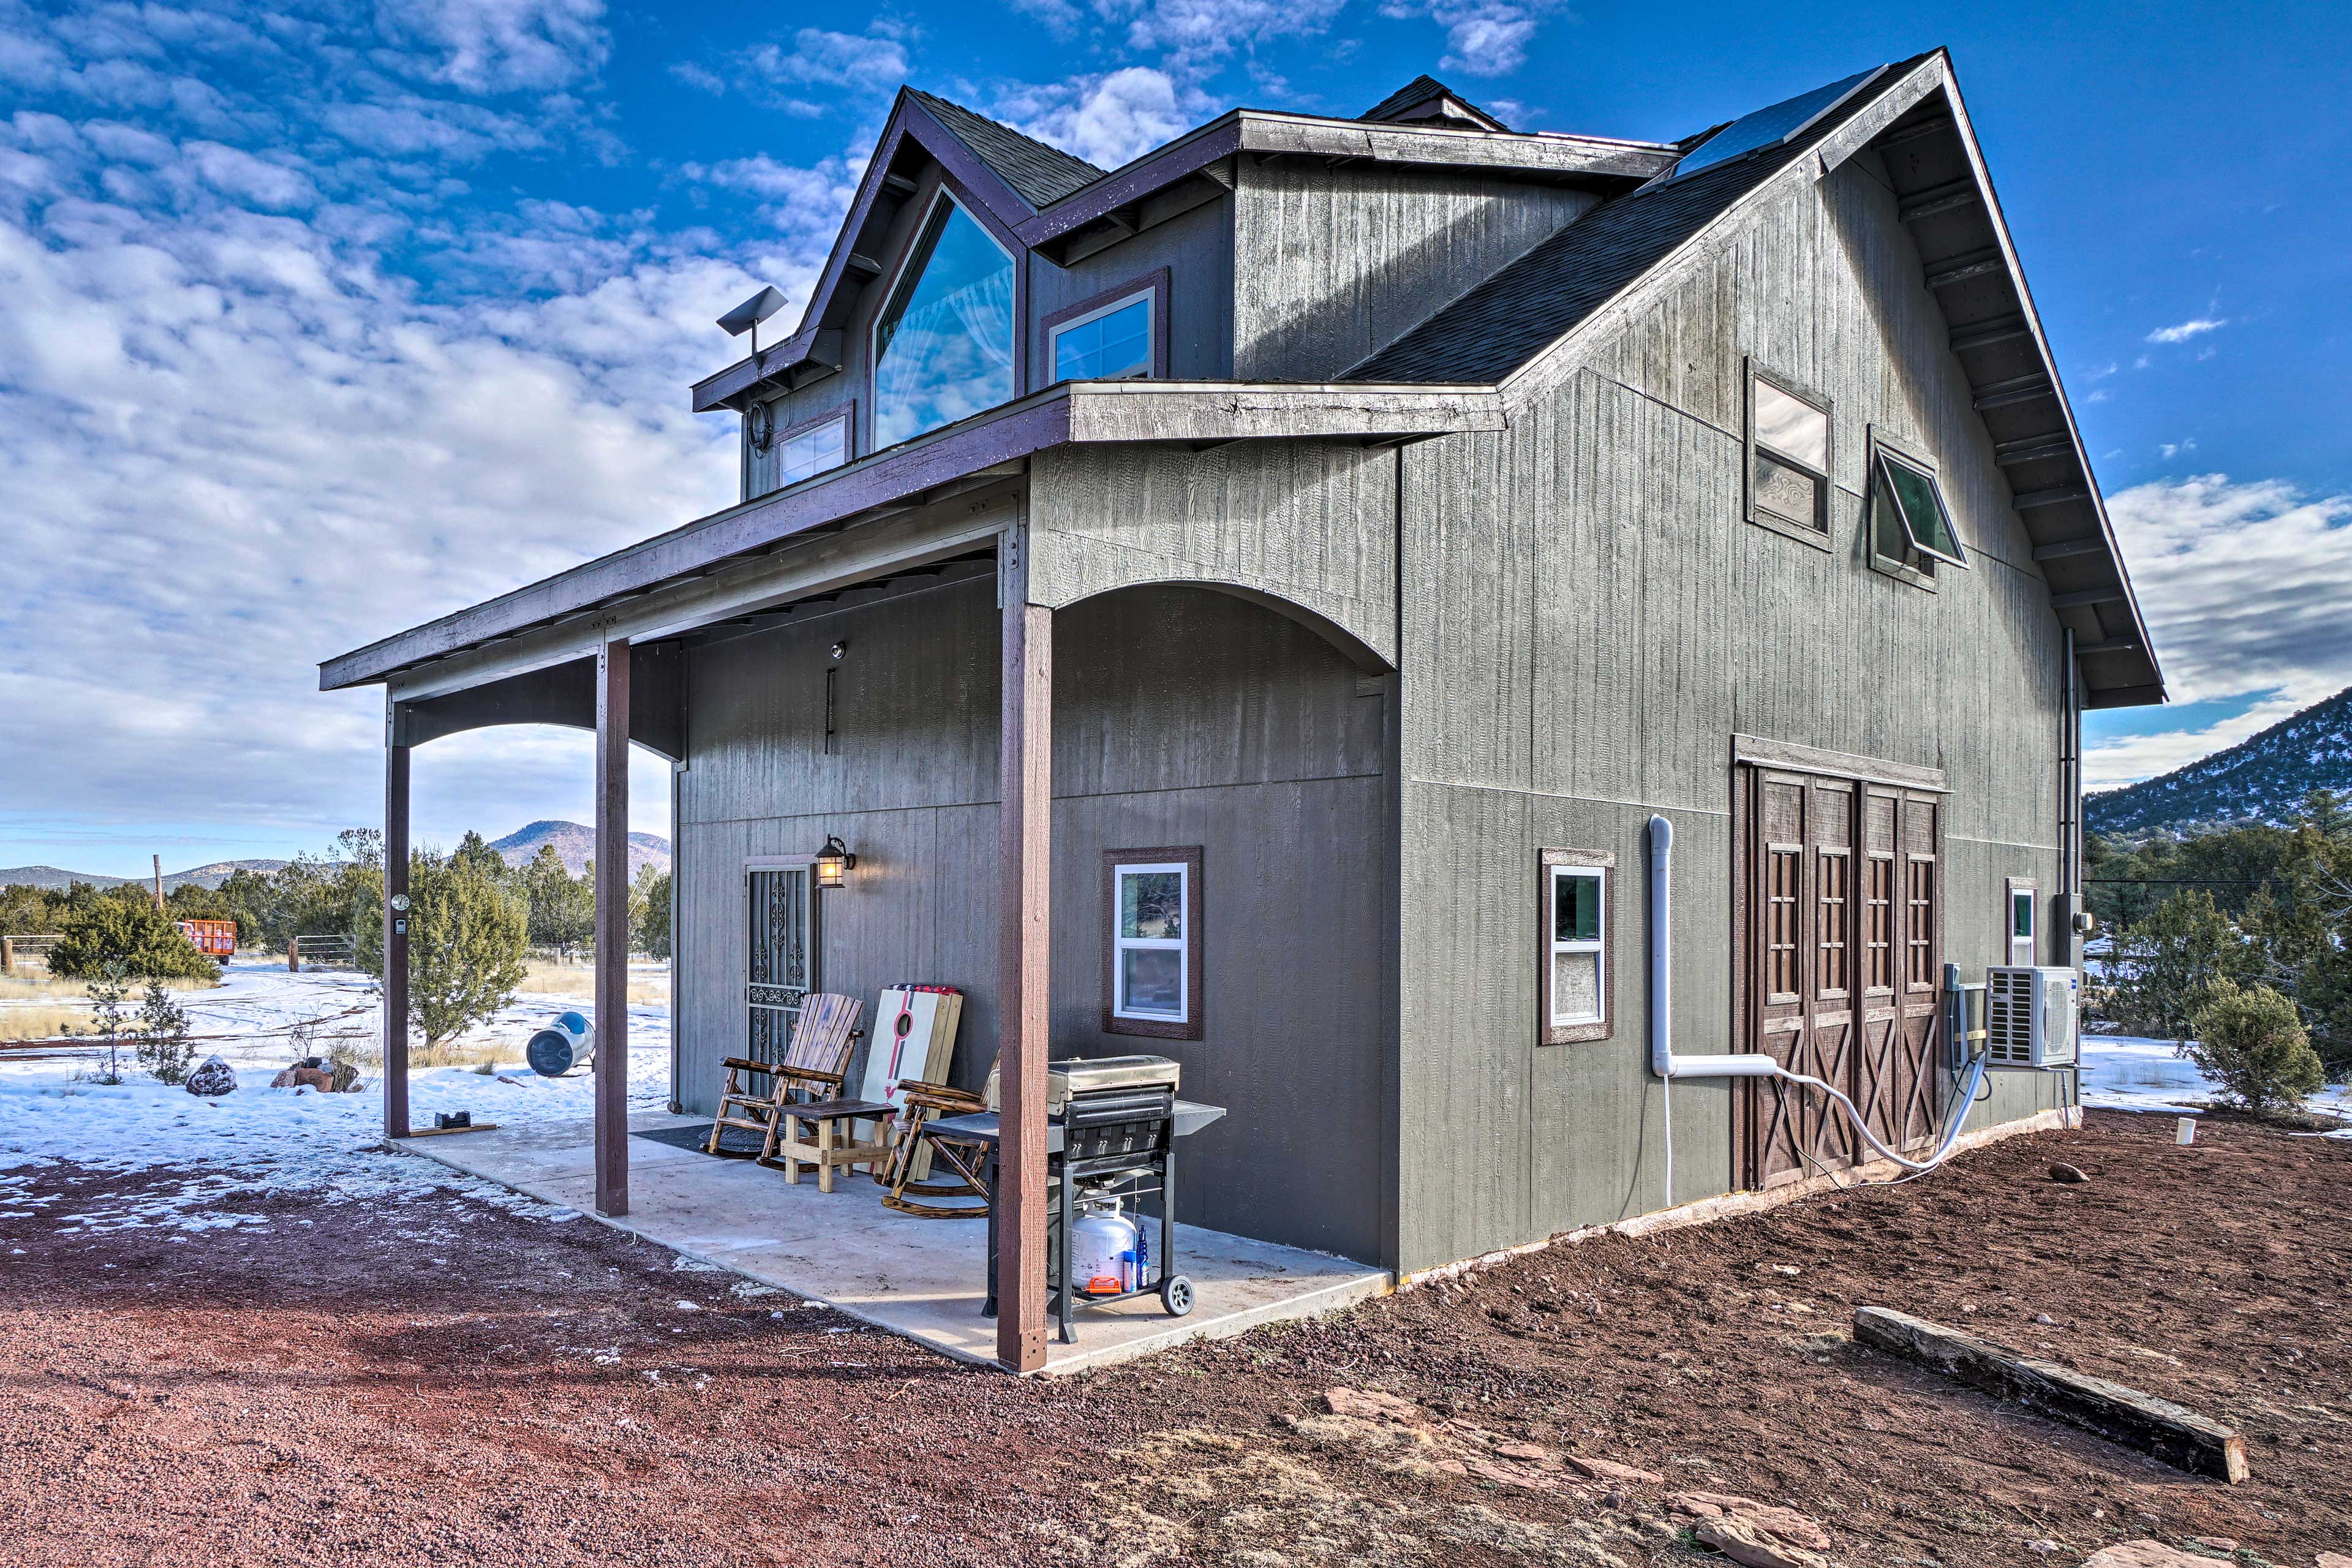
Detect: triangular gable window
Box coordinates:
(872, 193, 1015, 450)
(1872, 448, 1969, 569)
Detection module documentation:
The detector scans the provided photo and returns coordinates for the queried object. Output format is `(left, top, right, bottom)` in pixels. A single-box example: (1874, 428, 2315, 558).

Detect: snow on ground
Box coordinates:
(0, 959, 674, 1232)
(2081, 1031, 2352, 1129)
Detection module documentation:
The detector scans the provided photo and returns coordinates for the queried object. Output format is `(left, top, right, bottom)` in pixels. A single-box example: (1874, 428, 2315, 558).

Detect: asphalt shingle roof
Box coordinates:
(1358, 74, 1509, 131)
(908, 91, 1106, 209)
(1345, 60, 1917, 385)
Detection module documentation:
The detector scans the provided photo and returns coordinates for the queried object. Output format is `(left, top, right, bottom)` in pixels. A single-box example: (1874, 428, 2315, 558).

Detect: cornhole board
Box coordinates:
(858, 986, 963, 1175)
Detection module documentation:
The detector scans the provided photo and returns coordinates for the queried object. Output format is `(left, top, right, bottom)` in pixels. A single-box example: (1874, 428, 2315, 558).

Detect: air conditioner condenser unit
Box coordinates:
(1984, 965, 2079, 1068)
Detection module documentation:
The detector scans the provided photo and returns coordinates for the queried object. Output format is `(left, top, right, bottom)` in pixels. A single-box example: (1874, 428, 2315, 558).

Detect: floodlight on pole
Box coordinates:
(717, 285, 789, 358)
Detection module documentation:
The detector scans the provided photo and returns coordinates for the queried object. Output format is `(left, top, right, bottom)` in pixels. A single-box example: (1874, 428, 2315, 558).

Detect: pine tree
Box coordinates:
(629, 864, 671, 960)
(356, 851, 529, 1047)
(132, 979, 195, 1084)
(518, 842, 594, 960)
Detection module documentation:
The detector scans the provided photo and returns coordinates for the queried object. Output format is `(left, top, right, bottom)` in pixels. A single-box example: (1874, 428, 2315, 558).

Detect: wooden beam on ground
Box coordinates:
(996, 540, 1052, 1375)
(383, 724, 412, 1140)
(594, 638, 631, 1219)
(1854, 1306, 2249, 1483)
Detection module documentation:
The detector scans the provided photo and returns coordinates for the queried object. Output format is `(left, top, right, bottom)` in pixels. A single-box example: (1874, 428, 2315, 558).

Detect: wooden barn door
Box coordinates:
(1740, 769, 1942, 1188)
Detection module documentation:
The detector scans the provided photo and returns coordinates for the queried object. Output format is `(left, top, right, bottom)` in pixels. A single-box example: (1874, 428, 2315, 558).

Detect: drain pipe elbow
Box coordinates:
(1648, 813, 1776, 1082)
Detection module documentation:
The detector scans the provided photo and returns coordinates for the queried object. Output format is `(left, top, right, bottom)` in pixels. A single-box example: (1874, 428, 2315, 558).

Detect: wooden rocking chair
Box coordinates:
(877, 1079, 993, 1218)
(707, 994, 880, 1189)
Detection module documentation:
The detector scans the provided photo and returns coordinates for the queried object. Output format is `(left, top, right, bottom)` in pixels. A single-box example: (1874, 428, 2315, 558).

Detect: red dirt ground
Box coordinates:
(1, 1110, 2345, 1567)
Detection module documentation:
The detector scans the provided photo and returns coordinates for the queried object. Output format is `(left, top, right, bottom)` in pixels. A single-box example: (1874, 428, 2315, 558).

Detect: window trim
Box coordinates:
(747, 404, 855, 500)
(1866, 424, 1959, 590)
(1744, 358, 1835, 552)
(867, 184, 1017, 457)
(1038, 268, 1169, 388)
(1540, 846, 1616, 1045)
(2006, 876, 2038, 967)
(1101, 845, 1204, 1040)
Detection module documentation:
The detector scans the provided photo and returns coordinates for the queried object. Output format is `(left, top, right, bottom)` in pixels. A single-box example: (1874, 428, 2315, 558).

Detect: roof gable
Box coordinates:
(907, 89, 1104, 208)
(1359, 74, 1510, 132)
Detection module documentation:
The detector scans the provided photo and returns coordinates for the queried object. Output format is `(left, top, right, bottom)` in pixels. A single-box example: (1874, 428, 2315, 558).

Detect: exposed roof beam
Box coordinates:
(845, 252, 884, 277)
(2032, 537, 2106, 562)
(1875, 113, 1956, 151)
(2013, 484, 2090, 511)
(2076, 638, 2143, 656)
(1972, 373, 2053, 410)
(880, 172, 919, 198)
(1994, 435, 2078, 467)
(2052, 587, 2127, 609)
(1950, 314, 2030, 352)
(1898, 177, 1980, 223)
(1925, 247, 2006, 288)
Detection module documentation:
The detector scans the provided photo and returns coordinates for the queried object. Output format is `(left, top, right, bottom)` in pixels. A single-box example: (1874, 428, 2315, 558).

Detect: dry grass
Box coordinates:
(516, 959, 668, 1006)
(0, 1005, 95, 1043)
(0, 965, 219, 1001)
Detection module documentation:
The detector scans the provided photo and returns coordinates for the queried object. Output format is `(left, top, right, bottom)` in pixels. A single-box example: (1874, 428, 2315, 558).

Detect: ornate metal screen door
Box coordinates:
(746, 866, 815, 1063)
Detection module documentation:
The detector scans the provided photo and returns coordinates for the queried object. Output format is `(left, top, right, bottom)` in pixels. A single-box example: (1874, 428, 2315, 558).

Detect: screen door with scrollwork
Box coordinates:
(745, 861, 817, 1063)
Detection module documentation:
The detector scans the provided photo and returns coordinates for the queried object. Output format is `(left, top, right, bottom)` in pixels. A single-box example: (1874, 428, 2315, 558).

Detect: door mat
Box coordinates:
(632, 1121, 767, 1157)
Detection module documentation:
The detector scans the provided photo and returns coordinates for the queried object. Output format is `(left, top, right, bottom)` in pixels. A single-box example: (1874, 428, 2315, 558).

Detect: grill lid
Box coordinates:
(1047, 1054, 1180, 1112)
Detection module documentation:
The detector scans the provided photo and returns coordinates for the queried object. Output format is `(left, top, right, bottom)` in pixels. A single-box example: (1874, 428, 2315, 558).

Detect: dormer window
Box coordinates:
(871, 192, 1015, 451)
(1042, 271, 1167, 385)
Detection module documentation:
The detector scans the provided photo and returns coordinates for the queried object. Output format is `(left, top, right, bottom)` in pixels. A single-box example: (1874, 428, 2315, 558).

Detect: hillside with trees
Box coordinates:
(2087, 685, 2352, 836)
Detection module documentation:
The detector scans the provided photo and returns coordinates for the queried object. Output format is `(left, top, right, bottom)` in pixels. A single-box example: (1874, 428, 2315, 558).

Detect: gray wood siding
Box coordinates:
(1025, 197, 1234, 383)
(1030, 440, 1400, 668)
(1232, 162, 1597, 381)
(673, 576, 1390, 1259)
(1395, 156, 2070, 1272)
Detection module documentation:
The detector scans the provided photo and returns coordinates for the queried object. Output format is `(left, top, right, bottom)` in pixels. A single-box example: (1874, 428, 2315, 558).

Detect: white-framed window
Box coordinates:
(1541, 847, 1615, 1044)
(1103, 846, 1201, 1039)
(1050, 289, 1153, 382)
(776, 410, 848, 488)
(1747, 363, 1833, 543)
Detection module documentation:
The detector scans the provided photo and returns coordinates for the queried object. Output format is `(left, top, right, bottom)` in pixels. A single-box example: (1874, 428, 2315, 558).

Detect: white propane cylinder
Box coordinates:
(525, 1011, 594, 1077)
(1068, 1196, 1141, 1295)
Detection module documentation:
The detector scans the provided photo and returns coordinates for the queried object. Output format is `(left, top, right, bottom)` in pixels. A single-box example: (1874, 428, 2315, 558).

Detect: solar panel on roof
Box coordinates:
(1673, 66, 1885, 179)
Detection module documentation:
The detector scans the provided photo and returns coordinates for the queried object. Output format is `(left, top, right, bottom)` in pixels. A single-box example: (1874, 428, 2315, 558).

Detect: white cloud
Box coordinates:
(373, 0, 610, 94)
(1011, 67, 1192, 169)
(2084, 475, 2352, 787)
(2146, 316, 2225, 345)
(1101, 0, 1350, 75)
(746, 26, 911, 93)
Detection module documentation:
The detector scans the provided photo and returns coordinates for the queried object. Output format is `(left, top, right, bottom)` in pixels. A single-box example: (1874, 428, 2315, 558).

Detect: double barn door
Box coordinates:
(1738, 768, 1945, 1189)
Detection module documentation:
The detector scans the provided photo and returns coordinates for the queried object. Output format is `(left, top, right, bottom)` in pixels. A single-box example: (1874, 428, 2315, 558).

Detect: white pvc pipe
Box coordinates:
(1646, 814, 1989, 1212)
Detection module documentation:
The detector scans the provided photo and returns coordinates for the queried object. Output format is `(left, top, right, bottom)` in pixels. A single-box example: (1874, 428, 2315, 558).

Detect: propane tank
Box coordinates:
(1067, 1193, 1142, 1295)
(525, 1011, 594, 1077)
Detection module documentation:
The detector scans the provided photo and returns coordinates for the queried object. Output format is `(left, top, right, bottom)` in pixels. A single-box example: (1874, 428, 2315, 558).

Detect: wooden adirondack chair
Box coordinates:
(877, 1078, 993, 1218)
(707, 994, 869, 1180)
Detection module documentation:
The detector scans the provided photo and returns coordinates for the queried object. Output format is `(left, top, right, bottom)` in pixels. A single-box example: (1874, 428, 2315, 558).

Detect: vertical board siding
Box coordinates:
(1394, 157, 2071, 1272)
(1025, 197, 1235, 382)
(673, 575, 1389, 1259)
(1232, 161, 1597, 380)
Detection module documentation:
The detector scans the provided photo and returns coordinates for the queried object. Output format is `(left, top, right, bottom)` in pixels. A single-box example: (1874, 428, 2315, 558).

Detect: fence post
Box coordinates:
(288, 937, 300, 974)
(2, 937, 13, 973)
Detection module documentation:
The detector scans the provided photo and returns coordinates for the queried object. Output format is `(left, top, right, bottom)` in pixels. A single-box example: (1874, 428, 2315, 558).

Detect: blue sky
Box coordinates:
(1, 0, 2347, 875)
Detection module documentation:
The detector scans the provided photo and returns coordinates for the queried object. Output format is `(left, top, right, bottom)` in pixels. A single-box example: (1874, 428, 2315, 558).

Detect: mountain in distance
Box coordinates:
(0, 858, 290, 892)
(489, 820, 671, 878)
(2087, 685, 2352, 838)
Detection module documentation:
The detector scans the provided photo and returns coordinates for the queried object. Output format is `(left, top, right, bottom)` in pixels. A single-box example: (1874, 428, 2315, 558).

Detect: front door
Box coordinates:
(746, 864, 816, 1063)
(1739, 767, 1943, 1188)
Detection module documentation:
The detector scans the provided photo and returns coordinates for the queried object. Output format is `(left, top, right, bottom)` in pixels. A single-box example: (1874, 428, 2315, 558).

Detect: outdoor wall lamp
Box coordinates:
(814, 835, 856, 889)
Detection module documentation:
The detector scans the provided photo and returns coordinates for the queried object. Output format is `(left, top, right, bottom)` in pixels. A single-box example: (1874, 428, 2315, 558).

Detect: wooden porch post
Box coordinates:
(383, 715, 412, 1140)
(595, 638, 631, 1218)
(997, 547, 1052, 1374)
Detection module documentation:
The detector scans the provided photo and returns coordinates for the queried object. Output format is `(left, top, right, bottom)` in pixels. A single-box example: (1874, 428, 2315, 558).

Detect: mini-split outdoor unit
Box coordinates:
(1984, 966, 2079, 1068)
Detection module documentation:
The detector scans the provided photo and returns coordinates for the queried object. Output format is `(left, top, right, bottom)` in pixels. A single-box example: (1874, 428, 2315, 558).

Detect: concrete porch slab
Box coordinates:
(397, 1110, 1390, 1375)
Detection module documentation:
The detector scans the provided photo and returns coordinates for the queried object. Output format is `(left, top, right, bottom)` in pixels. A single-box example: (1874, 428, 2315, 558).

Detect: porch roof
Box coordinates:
(318, 380, 1498, 695)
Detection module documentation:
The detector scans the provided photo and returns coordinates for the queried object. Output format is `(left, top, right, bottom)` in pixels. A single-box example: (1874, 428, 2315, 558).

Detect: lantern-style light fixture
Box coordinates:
(814, 835, 856, 889)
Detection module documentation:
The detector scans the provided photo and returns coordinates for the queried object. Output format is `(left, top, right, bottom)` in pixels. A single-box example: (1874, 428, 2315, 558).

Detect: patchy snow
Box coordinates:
(2081, 1033, 2352, 1132)
(0, 959, 674, 1231)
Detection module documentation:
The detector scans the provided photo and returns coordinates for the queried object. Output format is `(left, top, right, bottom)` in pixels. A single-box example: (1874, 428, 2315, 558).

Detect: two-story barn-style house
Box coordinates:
(324, 50, 2161, 1371)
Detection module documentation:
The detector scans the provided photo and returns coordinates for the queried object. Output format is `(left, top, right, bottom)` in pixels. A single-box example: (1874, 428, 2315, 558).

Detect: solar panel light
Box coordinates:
(718, 285, 789, 355)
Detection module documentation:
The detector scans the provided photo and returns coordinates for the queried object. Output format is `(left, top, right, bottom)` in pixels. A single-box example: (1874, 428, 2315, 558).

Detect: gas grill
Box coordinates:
(957, 1055, 1207, 1343)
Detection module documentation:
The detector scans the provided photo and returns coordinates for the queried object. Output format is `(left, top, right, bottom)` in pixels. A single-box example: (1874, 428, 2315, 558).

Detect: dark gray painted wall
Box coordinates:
(673, 576, 1392, 1261)
(1391, 153, 2074, 1273)
(1025, 197, 1235, 383)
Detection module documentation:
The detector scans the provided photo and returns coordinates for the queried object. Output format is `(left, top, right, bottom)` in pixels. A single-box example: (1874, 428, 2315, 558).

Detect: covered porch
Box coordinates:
(322, 388, 1430, 1371)
(400, 1109, 1389, 1374)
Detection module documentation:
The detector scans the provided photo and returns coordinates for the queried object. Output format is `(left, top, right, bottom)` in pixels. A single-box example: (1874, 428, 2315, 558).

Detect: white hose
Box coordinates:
(1646, 815, 1989, 1210)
